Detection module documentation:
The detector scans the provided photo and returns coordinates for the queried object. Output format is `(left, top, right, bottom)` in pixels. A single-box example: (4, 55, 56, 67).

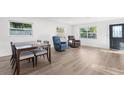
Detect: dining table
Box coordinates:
(14, 41, 51, 75)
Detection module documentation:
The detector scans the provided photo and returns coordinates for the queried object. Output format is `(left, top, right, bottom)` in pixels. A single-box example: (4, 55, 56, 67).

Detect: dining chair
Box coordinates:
(11, 43, 35, 74)
(31, 41, 49, 66)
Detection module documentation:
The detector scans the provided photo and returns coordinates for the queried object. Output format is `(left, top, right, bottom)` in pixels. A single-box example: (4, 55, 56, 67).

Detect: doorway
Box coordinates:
(110, 24, 124, 50)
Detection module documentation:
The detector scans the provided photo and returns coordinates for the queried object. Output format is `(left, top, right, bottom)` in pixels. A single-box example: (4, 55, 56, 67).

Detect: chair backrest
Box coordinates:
(68, 36, 75, 40)
(10, 42, 16, 58)
(10, 42, 14, 55)
(52, 36, 61, 45)
(37, 40, 42, 43)
(44, 40, 49, 44)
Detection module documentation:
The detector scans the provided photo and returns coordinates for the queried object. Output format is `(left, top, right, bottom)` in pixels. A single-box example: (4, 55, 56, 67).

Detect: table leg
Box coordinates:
(48, 45, 51, 64)
(16, 51, 20, 75)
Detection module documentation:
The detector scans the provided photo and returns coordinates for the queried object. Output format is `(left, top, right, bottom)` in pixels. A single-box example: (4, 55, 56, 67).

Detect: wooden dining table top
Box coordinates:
(14, 41, 50, 50)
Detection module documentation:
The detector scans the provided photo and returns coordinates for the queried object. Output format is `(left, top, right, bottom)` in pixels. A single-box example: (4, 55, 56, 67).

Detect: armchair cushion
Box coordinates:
(68, 40, 72, 43)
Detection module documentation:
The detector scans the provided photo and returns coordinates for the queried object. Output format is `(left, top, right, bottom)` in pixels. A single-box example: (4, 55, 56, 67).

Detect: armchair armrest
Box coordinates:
(61, 42, 66, 44)
(75, 40, 80, 42)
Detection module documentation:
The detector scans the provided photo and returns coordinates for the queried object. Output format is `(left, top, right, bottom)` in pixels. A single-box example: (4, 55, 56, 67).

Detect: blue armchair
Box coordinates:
(52, 36, 67, 52)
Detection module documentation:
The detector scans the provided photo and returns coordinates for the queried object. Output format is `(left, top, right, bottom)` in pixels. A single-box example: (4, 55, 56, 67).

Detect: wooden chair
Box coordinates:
(31, 41, 49, 66)
(10, 43, 35, 74)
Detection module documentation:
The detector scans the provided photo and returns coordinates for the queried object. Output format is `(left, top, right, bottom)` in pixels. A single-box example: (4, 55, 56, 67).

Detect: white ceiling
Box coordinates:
(41, 17, 120, 25)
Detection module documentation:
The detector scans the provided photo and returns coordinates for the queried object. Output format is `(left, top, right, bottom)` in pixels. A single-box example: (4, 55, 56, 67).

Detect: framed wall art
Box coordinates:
(9, 21, 32, 35)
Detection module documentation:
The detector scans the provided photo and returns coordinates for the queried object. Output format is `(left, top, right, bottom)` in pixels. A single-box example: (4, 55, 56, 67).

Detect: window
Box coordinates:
(112, 25, 122, 38)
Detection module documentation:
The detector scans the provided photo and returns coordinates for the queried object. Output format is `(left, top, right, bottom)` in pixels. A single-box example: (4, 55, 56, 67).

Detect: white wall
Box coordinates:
(72, 18, 124, 49)
(0, 17, 72, 57)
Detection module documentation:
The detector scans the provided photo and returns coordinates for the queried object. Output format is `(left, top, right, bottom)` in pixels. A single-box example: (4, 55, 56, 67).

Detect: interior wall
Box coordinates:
(0, 17, 72, 57)
(72, 18, 124, 49)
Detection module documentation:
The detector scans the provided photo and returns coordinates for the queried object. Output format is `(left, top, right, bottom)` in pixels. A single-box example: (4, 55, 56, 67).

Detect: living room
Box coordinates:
(1, 17, 124, 75)
(1, 0, 124, 93)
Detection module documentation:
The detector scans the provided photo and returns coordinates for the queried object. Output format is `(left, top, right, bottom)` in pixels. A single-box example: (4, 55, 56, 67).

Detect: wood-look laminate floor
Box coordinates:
(1, 46, 124, 75)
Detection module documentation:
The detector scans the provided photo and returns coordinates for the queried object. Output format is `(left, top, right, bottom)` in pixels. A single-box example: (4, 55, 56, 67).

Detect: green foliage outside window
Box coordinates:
(80, 26, 97, 39)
